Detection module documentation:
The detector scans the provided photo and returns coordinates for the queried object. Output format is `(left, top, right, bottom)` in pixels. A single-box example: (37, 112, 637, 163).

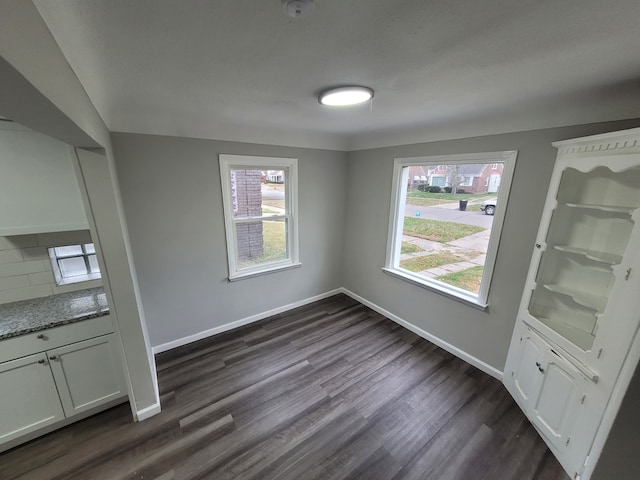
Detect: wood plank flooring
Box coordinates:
(1, 294, 570, 480)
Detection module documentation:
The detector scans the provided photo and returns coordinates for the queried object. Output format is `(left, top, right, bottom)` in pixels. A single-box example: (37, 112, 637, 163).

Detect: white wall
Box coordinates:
(112, 133, 348, 348)
(342, 119, 640, 372)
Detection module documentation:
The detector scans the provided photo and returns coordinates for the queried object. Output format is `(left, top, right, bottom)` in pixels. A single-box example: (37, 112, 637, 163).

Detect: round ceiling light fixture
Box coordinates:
(318, 86, 375, 106)
(282, 0, 315, 18)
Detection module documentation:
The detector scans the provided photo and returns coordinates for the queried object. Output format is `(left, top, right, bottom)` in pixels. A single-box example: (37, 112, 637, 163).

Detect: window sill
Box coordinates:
(228, 262, 302, 282)
(382, 267, 488, 311)
(55, 272, 102, 286)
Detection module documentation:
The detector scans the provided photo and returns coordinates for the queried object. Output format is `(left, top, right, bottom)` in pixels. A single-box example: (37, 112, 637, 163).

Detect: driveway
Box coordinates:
(404, 203, 494, 228)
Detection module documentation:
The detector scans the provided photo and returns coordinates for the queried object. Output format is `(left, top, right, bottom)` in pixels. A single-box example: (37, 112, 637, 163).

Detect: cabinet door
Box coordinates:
(532, 349, 587, 454)
(0, 353, 65, 443)
(510, 331, 545, 411)
(48, 334, 126, 417)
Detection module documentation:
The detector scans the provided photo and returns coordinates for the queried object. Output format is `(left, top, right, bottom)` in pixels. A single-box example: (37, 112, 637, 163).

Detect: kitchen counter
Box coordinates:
(0, 287, 109, 340)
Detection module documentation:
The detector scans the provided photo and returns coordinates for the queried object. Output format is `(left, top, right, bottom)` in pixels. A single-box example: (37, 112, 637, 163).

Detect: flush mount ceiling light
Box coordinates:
(282, 0, 315, 18)
(318, 86, 374, 106)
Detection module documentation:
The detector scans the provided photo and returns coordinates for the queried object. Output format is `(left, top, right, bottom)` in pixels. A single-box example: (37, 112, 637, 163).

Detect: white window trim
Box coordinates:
(383, 151, 518, 308)
(219, 154, 300, 281)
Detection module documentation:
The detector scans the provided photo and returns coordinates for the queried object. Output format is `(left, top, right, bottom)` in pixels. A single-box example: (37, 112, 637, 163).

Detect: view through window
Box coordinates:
(385, 152, 517, 306)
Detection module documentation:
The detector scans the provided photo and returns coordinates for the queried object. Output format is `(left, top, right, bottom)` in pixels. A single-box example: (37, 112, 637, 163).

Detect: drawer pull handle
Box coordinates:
(535, 362, 544, 373)
(49, 355, 58, 360)
(37, 359, 46, 364)
(37, 334, 45, 339)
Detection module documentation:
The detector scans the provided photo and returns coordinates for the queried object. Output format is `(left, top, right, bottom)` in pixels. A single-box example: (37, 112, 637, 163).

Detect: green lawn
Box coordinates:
(262, 199, 285, 209)
(238, 221, 287, 267)
(436, 266, 484, 293)
(400, 251, 470, 272)
(262, 207, 281, 215)
(401, 242, 424, 254)
(403, 217, 485, 243)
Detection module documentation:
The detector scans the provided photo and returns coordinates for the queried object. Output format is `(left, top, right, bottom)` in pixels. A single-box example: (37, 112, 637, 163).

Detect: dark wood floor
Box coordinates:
(2, 294, 570, 480)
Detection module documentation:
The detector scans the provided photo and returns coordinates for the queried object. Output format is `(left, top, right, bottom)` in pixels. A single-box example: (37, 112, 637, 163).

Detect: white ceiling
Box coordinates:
(33, 0, 640, 150)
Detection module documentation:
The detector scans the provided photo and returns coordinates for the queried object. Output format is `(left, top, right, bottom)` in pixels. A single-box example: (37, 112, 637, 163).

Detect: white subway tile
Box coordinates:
(0, 235, 38, 251)
(21, 246, 49, 261)
(0, 275, 30, 291)
(0, 284, 52, 304)
(28, 271, 55, 286)
(0, 260, 45, 278)
(0, 249, 24, 264)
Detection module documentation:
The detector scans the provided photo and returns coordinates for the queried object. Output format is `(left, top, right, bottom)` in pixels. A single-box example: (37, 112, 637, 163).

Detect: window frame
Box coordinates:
(48, 243, 101, 285)
(219, 154, 300, 281)
(383, 151, 517, 309)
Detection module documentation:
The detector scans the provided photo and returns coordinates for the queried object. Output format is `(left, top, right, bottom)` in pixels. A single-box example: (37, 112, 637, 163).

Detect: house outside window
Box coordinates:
(384, 151, 517, 307)
(219, 155, 300, 280)
(48, 243, 101, 285)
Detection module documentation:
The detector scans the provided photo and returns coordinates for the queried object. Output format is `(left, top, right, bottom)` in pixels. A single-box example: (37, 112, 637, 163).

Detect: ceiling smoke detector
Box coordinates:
(282, 0, 315, 18)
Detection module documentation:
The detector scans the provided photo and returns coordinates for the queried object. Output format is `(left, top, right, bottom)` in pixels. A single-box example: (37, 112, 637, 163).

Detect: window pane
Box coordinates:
(54, 245, 83, 257)
(401, 162, 504, 295)
(84, 243, 96, 254)
(237, 218, 288, 268)
(58, 257, 88, 277)
(230, 169, 287, 219)
(88, 254, 100, 273)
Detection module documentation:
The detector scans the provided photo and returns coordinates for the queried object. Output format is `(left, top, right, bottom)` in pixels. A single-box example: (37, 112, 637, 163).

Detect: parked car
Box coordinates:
(480, 198, 497, 215)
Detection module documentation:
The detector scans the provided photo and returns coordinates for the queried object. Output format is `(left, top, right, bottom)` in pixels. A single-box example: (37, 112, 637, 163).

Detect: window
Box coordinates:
(48, 243, 101, 285)
(385, 151, 517, 308)
(219, 155, 300, 280)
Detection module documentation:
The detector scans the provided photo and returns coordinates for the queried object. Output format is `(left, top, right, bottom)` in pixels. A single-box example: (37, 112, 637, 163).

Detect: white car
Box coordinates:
(480, 198, 497, 215)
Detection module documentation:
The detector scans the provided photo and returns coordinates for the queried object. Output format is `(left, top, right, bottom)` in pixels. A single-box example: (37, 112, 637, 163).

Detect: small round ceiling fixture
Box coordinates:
(282, 0, 315, 18)
(318, 86, 374, 106)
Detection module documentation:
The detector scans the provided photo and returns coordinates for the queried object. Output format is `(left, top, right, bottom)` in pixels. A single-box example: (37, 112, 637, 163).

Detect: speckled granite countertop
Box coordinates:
(0, 287, 110, 340)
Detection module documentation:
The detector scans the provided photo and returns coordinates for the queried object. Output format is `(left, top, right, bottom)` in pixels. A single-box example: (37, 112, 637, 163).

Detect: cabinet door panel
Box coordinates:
(512, 334, 544, 409)
(533, 353, 585, 448)
(0, 353, 64, 443)
(48, 334, 125, 417)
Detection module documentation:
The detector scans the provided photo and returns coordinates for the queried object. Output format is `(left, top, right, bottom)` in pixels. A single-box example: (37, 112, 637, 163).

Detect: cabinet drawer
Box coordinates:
(0, 315, 113, 363)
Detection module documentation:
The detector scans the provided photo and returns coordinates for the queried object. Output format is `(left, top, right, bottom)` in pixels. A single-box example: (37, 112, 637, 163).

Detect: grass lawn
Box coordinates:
(400, 251, 470, 272)
(238, 221, 287, 267)
(403, 217, 485, 243)
(466, 204, 483, 212)
(436, 266, 484, 293)
(401, 242, 424, 254)
(262, 207, 280, 215)
(262, 199, 285, 209)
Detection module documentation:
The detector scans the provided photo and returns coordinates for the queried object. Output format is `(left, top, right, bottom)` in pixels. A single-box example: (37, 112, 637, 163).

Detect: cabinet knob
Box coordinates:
(535, 244, 542, 249)
(49, 355, 58, 360)
(37, 359, 46, 364)
(37, 333, 45, 339)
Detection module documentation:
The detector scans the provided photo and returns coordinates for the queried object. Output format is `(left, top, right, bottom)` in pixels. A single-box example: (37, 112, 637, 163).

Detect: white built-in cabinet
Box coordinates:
(0, 317, 127, 451)
(504, 128, 640, 480)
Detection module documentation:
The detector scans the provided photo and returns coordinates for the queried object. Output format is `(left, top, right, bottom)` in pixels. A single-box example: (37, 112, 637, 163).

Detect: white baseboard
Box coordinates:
(339, 287, 504, 381)
(152, 289, 343, 354)
(135, 402, 162, 421)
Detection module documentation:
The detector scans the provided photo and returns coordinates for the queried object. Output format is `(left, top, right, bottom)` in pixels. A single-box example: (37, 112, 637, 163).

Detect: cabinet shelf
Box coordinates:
(542, 284, 607, 313)
(552, 245, 622, 265)
(528, 315, 596, 352)
(564, 203, 635, 215)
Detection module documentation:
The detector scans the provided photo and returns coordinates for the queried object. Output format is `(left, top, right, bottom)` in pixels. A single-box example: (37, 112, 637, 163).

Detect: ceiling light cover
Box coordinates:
(319, 86, 374, 106)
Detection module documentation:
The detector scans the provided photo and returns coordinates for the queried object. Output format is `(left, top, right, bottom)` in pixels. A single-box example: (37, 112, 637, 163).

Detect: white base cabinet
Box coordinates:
(504, 127, 640, 479)
(0, 317, 127, 452)
(0, 353, 65, 444)
(48, 334, 126, 417)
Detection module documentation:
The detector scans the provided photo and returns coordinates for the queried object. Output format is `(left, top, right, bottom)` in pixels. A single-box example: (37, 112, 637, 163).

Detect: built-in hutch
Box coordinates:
(504, 127, 640, 479)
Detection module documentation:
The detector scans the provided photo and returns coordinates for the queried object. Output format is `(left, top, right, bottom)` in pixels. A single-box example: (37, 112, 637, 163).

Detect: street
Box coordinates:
(404, 203, 494, 228)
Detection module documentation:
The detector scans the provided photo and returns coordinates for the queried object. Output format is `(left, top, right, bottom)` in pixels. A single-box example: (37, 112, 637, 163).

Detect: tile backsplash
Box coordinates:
(0, 230, 103, 304)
